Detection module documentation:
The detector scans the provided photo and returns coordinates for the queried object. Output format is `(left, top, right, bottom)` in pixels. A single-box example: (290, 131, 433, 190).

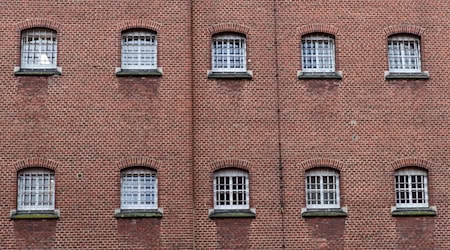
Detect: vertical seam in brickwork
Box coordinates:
(190, 0, 196, 248)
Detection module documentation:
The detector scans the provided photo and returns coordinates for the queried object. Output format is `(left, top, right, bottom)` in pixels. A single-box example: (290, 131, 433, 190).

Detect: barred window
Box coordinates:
(17, 168, 55, 211)
(305, 168, 340, 209)
(21, 29, 57, 70)
(388, 35, 421, 73)
(121, 168, 157, 209)
(214, 169, 249, 210)
(395, 168, 428, 208)
(301, 34, 335, 72)
(212, 34, 246, 72)
(121, 30, 157, 70)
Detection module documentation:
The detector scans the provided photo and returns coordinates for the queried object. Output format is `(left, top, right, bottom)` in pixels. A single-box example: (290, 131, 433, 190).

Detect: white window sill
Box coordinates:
(115, 67, 163, 77)
(14, 66, 62, 76)
(10, 209, 60, 220)
(207, 70, 253, 80)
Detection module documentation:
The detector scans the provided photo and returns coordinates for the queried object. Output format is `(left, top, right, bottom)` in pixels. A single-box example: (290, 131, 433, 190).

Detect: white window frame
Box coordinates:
(121, 168, 158, 210)
(17, 168, 55, 211)
(388, 35, 421, 73)
(213, 169, 249, 210)
(21, 28, 57, 70)
(305, 168, 340, 209)
(121, 30, 157, 70)
(211, 34, 247, 73)
(301, 34, 335, 73)
(395, 168, 428, 208)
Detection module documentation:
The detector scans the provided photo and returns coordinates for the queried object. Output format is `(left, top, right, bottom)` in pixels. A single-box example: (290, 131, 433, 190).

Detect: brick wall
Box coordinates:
(1, 0, 450, 249)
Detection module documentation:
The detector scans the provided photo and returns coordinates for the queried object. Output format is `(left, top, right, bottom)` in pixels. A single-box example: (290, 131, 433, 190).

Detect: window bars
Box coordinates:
(302, 34, 335, 73)
(388, 35, 421, 73)
(21, 29, 57, 70)
(121, 168, 158, 209)
(122, 30, 157, 70)
(18, 169, 55, 211)
(212, 34, 246, 72)
(305, 168, 340, 209)
(214, 169, 249, 210)
(395, 168, 428, 208)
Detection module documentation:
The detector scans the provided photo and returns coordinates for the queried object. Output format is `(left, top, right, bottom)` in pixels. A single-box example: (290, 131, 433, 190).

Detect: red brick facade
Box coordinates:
(0, 0, 449, 249)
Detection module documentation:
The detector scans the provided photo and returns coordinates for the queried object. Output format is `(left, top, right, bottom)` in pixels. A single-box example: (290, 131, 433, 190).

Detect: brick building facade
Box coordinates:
(0, 0, 449, 249)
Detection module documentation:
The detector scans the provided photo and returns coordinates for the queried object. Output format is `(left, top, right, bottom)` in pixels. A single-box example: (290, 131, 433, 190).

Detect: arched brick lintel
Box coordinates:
(299, 158, 345, 172)
(210, 159, 253, 173)
(208, 23, 250, 36)
(116, 157, 161, 171)
(390, 158, 434, 171)
(384, 24, 425, 37)
(297, 23, 339, 37)
(16, 19, 62, 32)
(118, 20, 162, 33)
(14, 158, 60, 172)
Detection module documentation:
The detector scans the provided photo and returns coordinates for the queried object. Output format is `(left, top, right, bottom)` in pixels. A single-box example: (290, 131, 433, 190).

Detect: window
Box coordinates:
(121, 30, 157, 70)
(213, 169, 249, 210)
(21, 28, 57, 70)
(121, 168, 157, 210)
(301, 34, 335, 73)
(305, 168, 340, 209)
(17, 168, 55, 211)
(395, 168, 428, 208)
(388, 35, 421, 73)
(212, 34, 246, 73)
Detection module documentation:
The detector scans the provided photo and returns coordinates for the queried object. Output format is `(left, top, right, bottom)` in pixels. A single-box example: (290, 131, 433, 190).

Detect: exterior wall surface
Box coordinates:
(0, 0, 450, 249)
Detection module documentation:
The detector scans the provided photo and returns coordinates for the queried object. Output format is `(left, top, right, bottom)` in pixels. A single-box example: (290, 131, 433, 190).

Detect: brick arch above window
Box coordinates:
(210, 159, 253, 173)
(207, 23, 250, 36)
(14, 158, 60, 172)
(297, 23, 339, 37)
(384, 24, 425, 37)
(299, 158, 345, 172)
(116, 157, 162, 171)
(118, 20, 162, 33)
(16, 19, 62, 33)
(390, 158, 434, 172)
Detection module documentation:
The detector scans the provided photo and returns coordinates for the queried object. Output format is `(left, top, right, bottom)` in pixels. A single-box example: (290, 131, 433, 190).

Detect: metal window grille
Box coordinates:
(388, 35, 421, 73)
(301, 34, 335, 73)
(214, 169, 249, 210)
(395, 168, 428, 208)
(21, 29, 57, 69)
(212, 34, 246, 72)
(121, 30, 157, 70)
(121, 168, 157, 209)
(17, 168, 55, 211)
(305, 168, 340, 209)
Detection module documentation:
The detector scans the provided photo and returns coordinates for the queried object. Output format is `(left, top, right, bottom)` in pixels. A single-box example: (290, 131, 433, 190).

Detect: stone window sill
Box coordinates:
(115, 68, 163, 77)
(385, 71, 429, 80)
(14, 67, 62, 76)
(114, 208, 163, 218)
(297, 71, 342, 80)
(391, 206, 436, 217)
(301, 207, 348, 218)
(10, 209, 60, 220)
(207, 70, 253, 80)
(208, 208, 256, 218)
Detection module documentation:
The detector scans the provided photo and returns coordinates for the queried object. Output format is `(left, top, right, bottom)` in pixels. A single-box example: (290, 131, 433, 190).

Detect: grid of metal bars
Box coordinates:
(121, 30, 157, 70)
(212, 34, 246, 72)
(395, 168, 428, 208)
(214, 169, 249, 210)
(21, 29, 57, 69)
(388, 35, 421, 73)
(301, 34, 335, 72)
(121, 168, 157, 209)
(18, 169, 55, 211)
(305, 168, 340, 209)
